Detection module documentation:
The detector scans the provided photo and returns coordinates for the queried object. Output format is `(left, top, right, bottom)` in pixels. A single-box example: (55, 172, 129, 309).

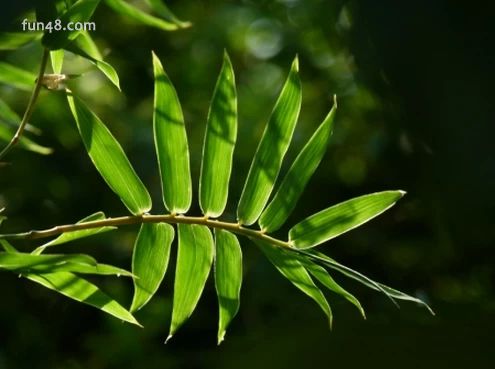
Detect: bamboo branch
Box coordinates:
(0, 213, 292, 249)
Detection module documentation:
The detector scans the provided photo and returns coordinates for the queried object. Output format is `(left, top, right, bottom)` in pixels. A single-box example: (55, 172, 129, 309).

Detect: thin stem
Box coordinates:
(0, 214, 292, 249)
(0, 48, 50, 161)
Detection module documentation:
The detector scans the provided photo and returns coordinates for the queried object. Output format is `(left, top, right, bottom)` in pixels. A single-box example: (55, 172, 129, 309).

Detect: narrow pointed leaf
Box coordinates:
(199, 52, 237, 217)
(168, 224, 214, 340)
(26, 272, 141, 326)
(260, 98, 337, 232)
(256, 240, 332, 328)
(51, 50, 65, 74)
(0, 62, 36, 91)
(0, 124, 53, 155)
(0, 32, 42, 50)
(73, 31, 102, 60)
(67, 94, 152, 215)
(237, 57, 302, 225)
(304, 250, 434, 313)
(144, 0, 191, 28)
(0, 240, 17, 253)
(214, 229, 242, 344)
(32, 212, 116, 255)
(153, 52, 192, 213)
(289, 190, 405, 249)
(42, 0, 101, 50)
(131, 223, 174, 312)
(298, 255, 365, 318)
(0, 251, 96, 272)
(66, 41, 120, 90)
(105, 0, 183, 31)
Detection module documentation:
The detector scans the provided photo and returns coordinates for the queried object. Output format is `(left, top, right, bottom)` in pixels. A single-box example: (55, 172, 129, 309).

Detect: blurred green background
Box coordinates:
(1, 0, 494, 368)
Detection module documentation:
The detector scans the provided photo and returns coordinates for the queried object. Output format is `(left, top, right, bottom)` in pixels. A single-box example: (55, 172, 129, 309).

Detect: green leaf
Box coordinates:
(131, 223, 174, 312)
(168, 224, 214, 341)
(0, 251, 96, 272)
(298, 255, 365, 318)
(144, 0, 191, 28)
(0, 62, 36, 91)
(214, 229, 242, 345)
(0, 240, 17, 253)
(67, 93, 152, 215)
(0, 123, 53, 155)
(289, 190, 406, 249)
(152, 52, 192, 214)
(0, 32, 42, 50)
(259, 97, 337, 232)
(51, 50, 65, 74)
(105, 0, 184, 31)
(199, 52, 237, 218)
(26, 272, 141, 326)
(66, 33, 121, 90)
(237, 57, 302, 225)
(42, 0, 101, 50)
(32, 211, 116, 255)
(305, 250, 434, 314)
(256, 240, 332, 328)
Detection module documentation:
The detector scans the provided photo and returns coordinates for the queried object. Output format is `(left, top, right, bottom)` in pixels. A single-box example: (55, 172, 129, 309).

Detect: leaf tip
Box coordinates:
(333, 94, 338, 109)
(165, 334, 173, 344)
(292, 55, 299, 72)
(217, 331, 226, 345)
(398, 190, 407, 197)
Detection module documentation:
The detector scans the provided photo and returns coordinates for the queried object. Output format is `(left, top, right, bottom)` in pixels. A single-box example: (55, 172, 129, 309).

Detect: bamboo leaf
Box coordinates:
(152, 52, 192, 214)
(42, 0, 101, 50)
(289, 190, 405, 249)
(303, 250, 434, 313)
(131, 223, 174, 312)
(0, 123, 53, 155)
(0, 251, 96, 272)
(256, 240, 332, 328)
(199, 52, 237, 218)
(0, 32, 42, 50)
(26, 272, 141, 326)
(214, 229, 242, 345)
(105, 0, 184, 31)
(32, 211, 116, 255)
(51, 50, 65, 74)
(66, 33, 121, 90)
(67, 93, 152, 215)
(260, 97, 337, 232)
(144, 0, 191, 28)
(298, 255, 365, 318)
(237, 57, 302, 225)
(0, 62, 36, 91)
(168, 224, 214, 341)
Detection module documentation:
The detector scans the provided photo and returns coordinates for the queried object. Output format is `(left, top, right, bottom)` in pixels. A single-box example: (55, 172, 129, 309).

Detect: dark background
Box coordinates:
(1, 0, 494, 368)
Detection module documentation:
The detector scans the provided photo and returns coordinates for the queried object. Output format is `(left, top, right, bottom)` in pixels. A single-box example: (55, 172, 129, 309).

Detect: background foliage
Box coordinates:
(1, 0, 494, 368)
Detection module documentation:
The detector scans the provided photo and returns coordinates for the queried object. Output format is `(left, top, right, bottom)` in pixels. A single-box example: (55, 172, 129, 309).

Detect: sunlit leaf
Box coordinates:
(32, 211, 116, 255)
(237, 57, 302, 225)
(199, 52, 237, 218)
(105, 0, 184, 31)
(297, 254, 365, 318)
(168, 224, 214, 341)
(0, 62, 36, 91)
(0, 240, 16, 253)
(0, 123, 53, 155)
(289, 191, 405, 249)
(51, 50, 65, 74)
(66, 33, 121, 90)
(0, 32, 42, 50)
(131, 223, 174, 312)
(152, 52, 192, 214)
(303, 250, 434, 313)
(214, 229, 242, 344)
(260, 97, 337, 232)
(0, 251, 96, 272)
(256, 240, 332, 328)
(42, 0, 101, 50)
(67, 93, 152, 215)
(144, 0, 191, 28)
(26, 272, 141, 326)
